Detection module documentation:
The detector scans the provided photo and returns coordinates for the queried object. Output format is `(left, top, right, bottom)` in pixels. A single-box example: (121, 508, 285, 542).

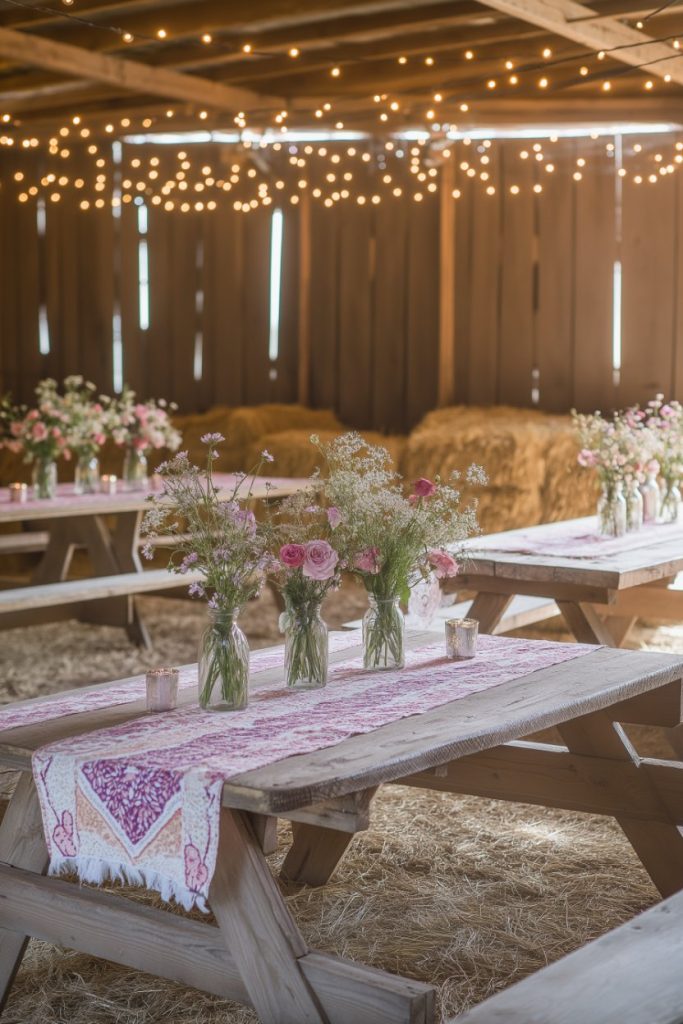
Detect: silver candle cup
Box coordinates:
(445, 617, 479, 660)
(146, 667, 179, 713)
(100, 474, 118, 494)
(8, 482, 28, 503)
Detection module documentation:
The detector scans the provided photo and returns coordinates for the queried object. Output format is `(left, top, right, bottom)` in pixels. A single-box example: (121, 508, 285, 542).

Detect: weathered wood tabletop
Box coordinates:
(0, 474, 307, 646)
(2, 633, 683, 1023)
(454, 515, 683, 646)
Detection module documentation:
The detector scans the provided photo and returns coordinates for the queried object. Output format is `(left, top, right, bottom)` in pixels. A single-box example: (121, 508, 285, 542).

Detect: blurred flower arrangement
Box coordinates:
(141, 434, 271, 710)
(109, 387, 181, 490)
(311, 432, 483, 670)
(573, 396, 683, 532)
(7, 379, 72, 498)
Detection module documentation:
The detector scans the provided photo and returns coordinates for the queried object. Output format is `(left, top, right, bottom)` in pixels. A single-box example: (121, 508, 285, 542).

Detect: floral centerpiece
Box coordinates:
(142, 434, 269, 711)
(641, 395, 683, 522)
(573, 410, 633, 535)
(111, 387, 181, 490)
(61, 376, 109, 494)
(7, 379, 71, 498)
(312, 433, 482, 671)
(266, 489, 342, 690)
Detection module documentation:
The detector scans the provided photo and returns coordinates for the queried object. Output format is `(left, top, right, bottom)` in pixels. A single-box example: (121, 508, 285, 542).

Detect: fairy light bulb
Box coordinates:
(331, 66, 341, 77)
(602, 80, 611, 91)
(509, 74, 519, 85)
(433, 92, 443, 102)
(580, 66, 589, 75)
(242, 43, 252, 53)
(597, 50, 605, 59)
(288, 47, 300, 58)
(425, 56, 434, 65)
(460, 103, 469, 112)
(157, 28, 167, 39)
(398, 55, 407, 64)
(542, 47, 552, 58)
(573, 171, 582, 181)
(645, 79, 653, 89)
(202, 33, 212, 43)
(465, 50, 474, 60)
(487, 79, 496, 89)
(538, 77, 548, 88)
(510, 184, 520, 194)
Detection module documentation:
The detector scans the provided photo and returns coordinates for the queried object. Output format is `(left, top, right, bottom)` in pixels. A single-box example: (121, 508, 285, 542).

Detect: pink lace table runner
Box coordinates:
(32, 634, 597, 910)
(0, 473, 299, 516)
(467, 517, 683, 561)
(0, 629, 363, 732)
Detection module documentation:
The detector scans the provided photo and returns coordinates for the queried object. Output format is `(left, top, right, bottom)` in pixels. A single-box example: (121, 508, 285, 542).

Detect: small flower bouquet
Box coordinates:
(267, 491, 342, 689)
(313, 433, 482, 671)
(9, 379, 71, 498)
(142, 434, 270, 710)
(642, 396, 683, 522)
(111, 387, 181, 490)
(61, 376, 109, 494)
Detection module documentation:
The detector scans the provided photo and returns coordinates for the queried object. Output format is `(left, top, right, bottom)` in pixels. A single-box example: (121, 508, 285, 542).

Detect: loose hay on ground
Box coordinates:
(0, 591, 678, 1023)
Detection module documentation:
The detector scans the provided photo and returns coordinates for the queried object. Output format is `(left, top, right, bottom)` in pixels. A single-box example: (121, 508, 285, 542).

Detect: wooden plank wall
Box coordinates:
(0, 135, 681, 430)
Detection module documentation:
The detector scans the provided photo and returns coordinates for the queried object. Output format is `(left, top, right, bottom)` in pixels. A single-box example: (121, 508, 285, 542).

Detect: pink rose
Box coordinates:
(412, 477, 437, 498)
(31, 422, 48, 442)
(326, 506, 342, 529)
(303, 540, 338, 581)
(94, 433, 106, 446)
(280, 543, 306, 568)
(428, 548, 459, 579)
(51, 426, 62, 439)
(354, 546, 380, 574)
(577, 448, 597, 468)
(10, 421, 22, 437)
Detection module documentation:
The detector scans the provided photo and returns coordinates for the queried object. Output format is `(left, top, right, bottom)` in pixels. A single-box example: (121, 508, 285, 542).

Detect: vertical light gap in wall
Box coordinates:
(530, 169, 541, 405)
(612, 134, 624, 388)
(268, 207, 284, 380)
(36, 198, 50, 355)
(111, 141, 124, 393)
(194, 236, 204, 382)
(137, 202, 150, 332)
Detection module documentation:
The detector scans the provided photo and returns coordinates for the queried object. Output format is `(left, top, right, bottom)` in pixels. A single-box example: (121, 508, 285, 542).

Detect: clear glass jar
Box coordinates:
(198, 607, 250, 711)
(123, 446, 148, 491)
(640, 472, 660, 524)
(597, 482, 626, 537)
(282, 599, 328, 690)
(624, 479, 643, 533)
(659, 479, 681, 524)
(74, 453, 100, 495)
(32, 457, 57, 500)
(362, 595, 405, 671)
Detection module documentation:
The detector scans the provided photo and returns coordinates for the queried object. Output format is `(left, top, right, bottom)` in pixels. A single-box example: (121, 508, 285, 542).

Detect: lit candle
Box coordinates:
(445, 617, 479, 660)
(8, 482, 28, 503)
(146, 667, 179, 712)
(100, 474, 118, 494)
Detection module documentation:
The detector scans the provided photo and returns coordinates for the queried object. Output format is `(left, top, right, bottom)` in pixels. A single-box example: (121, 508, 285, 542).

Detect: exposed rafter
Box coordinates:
(473, 0, 683, 85)
(0, 25, 280, 112)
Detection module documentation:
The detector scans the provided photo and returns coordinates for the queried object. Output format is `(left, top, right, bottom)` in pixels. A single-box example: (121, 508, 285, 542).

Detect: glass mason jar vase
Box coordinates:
(282, 599, 328, 690)
(362, 595, 405, 672)
(597, 482, 627, 538)
(640, 472, 660, 524)
(624, 479, 643, 533)
(74, 453, 100, 495)
(659, 479, 682, 524)
(198, 607, 250, 711)
(123, 446, 148, 491)
(32, 457, 57, 500)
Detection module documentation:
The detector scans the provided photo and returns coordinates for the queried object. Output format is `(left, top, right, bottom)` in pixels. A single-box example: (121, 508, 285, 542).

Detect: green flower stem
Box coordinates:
(199, 613, 249, 710)
(284, 602, 328, 688)
(363, 597, 405, 671)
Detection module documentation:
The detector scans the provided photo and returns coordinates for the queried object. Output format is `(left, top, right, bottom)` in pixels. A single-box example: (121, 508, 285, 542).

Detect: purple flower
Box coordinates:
(326, 507, 342, 529)
(141, 543, 154, 561)
(261, 449, 274, 463)
(201, 432, 225, 444)
(179, 552, 199, 573)
(188, 581, 205, 598)
(233, 509, 257, 535)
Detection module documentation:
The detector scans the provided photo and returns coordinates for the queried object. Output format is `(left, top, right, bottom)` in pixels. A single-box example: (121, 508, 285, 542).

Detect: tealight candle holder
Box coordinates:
(445, 617, 479, 660)
(146, 668, 179, 713)
(100, 474, 118, 495)
(8, 482, 28, 504)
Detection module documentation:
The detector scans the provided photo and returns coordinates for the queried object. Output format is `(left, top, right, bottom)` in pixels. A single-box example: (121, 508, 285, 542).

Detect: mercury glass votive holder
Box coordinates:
(8, 482, 28, 503)
(100, 474, 118, 494)
(146, 668, 179, 713)
(445, 617, 479, 660)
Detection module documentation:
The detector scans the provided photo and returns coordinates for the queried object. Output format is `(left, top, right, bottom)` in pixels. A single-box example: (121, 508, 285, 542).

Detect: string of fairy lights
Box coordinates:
(1, 0, 683, 210)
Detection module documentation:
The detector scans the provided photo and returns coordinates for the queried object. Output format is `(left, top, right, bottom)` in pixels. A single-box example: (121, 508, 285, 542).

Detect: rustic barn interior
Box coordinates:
(2, 1, 683, 1023)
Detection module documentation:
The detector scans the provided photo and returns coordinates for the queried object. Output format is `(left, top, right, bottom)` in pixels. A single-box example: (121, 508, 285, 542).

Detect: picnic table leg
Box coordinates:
(467, 592, 513, 634)
(0, 773, 49, 1011)
(556, 601, 621, 646)
(30, 518, 77, 584)
(281, 823, 355, 887)
(558, 710, 683, 897)
(209, 807, 329, 1024)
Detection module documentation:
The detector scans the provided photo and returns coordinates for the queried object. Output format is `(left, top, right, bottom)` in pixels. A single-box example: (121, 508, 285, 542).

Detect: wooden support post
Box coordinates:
(557, 601, 620, 645)
(297, 191, 312, 407)
(468, 592, 514, 634)
(250, 813, 279, 856)
(437, 153, 456, 408)
(0, 773, 49, 1011)
(281, 823, 355, 888)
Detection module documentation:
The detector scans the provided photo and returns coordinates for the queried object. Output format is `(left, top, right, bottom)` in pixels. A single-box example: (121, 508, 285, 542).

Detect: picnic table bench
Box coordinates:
(1, 631, 683, 1023)
(452, 888, 683, 1024)
(0, 474, 306, 647)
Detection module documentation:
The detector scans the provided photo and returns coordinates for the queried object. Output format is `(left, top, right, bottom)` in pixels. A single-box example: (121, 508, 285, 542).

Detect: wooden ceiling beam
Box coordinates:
(0, 25, 281, 111)
(472, 0, 683, 84)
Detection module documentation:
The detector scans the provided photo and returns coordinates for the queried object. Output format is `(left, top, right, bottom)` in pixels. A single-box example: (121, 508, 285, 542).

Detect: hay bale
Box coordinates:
(541, 421, 600, 522)
(245, 429, 406, 478)
(170, 406, 234, 468)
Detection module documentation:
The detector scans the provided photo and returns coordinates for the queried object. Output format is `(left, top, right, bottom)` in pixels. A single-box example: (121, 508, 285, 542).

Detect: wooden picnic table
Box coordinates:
(1, 631, 683, 1023)
(454, 515, 683, 647)
(0, 474, 307, 646)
